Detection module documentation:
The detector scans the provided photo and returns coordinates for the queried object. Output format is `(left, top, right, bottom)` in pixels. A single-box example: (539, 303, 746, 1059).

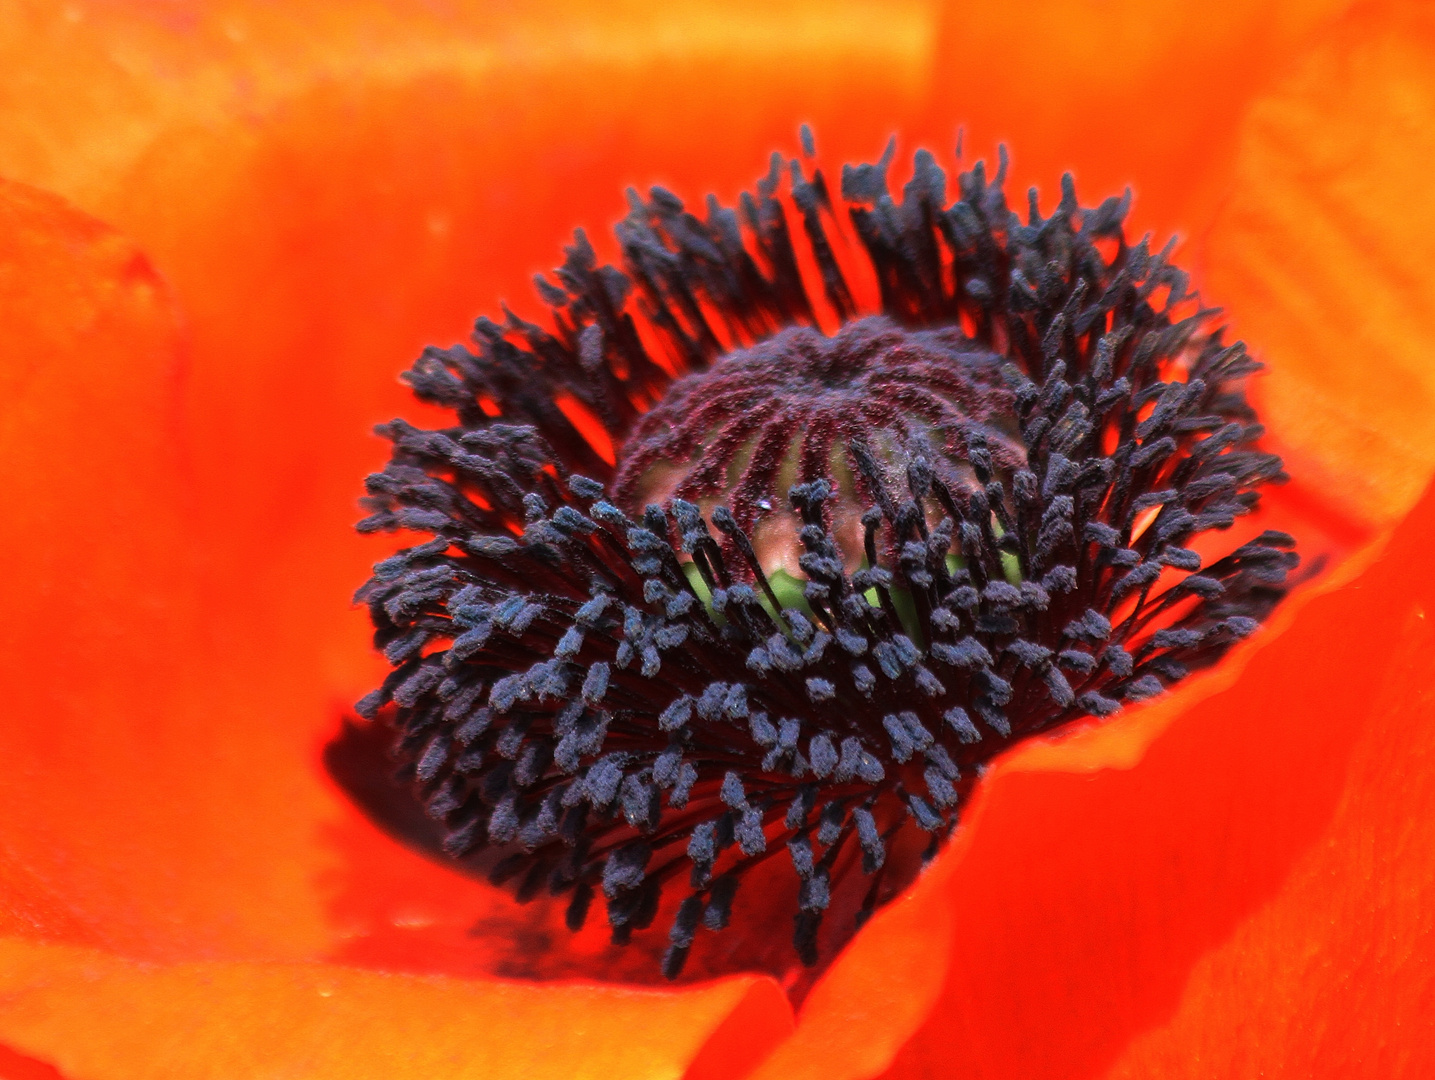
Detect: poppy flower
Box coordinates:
(2, 1, 1434, 1077)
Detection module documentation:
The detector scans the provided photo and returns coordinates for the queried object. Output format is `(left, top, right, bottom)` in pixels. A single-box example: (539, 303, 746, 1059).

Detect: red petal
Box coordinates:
(0, 178, 340, 957)
(1105, 500, 1435, 1067)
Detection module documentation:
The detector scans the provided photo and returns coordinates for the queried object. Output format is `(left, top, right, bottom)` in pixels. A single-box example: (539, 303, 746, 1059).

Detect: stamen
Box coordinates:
(349, 133, 1298, 981)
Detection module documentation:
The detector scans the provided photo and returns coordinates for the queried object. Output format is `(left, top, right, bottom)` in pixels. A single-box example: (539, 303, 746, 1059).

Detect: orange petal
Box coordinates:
(1204, 1, 1435, 530)
(0, 177, 337, 959)
(0, 938, 792, 1080)
(927, 0, 1355, 238)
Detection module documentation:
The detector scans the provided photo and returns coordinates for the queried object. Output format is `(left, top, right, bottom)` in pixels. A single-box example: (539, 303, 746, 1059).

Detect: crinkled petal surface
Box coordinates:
(1103, 512, 1435, 1073)
(1206, 0, 1435, 530)
(2, 0, 1435, 1077)
(927, 0, 1357, 236)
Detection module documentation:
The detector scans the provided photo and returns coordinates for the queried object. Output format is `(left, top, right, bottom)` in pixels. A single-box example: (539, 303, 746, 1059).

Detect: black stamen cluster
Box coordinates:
(352, 134, 1298, 979)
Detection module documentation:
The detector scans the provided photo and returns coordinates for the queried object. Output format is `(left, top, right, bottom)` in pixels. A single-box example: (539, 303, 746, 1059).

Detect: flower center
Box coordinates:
(615, 316, 1025, 592)
(344, 133, 1299, 987)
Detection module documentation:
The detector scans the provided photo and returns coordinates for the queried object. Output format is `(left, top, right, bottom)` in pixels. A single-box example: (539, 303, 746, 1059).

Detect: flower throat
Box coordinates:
(348, 131, 1298, 982)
